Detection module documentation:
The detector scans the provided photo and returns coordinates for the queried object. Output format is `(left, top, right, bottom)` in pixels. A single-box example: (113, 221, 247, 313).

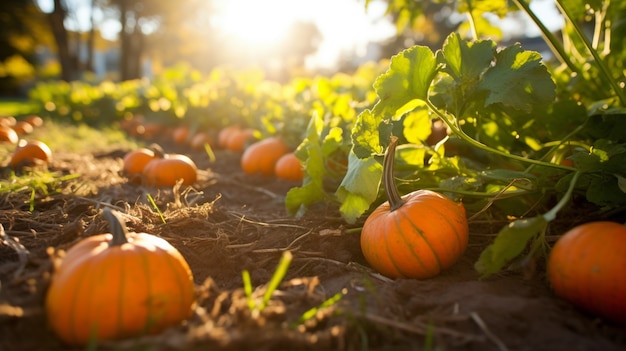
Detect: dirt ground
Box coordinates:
(1, 139, 625, 351)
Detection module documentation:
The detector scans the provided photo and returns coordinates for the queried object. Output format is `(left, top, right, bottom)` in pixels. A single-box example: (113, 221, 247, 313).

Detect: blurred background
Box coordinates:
(0, 0, 563, 96)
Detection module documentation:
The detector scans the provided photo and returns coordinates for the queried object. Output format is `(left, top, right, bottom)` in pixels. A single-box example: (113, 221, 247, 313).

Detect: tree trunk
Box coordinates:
(48, 0, 78, 81)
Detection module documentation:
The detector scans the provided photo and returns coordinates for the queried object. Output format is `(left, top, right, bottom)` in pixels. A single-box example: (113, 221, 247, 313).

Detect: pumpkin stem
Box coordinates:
(384, 135, 406, 212)
(103, 207, 130, 246)
(147, 143, 165, 158)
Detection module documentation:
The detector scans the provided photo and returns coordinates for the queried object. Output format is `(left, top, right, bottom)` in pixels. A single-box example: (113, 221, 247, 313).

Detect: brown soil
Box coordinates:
(1, 139, 625, 351)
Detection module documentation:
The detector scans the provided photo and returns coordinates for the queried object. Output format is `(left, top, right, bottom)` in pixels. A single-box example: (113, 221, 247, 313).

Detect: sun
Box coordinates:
(213, 0, 296, 46)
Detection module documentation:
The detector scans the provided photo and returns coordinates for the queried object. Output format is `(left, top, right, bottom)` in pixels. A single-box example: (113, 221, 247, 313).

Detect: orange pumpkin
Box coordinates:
(218, 125, 241, 149)
(142, 153, 197, 186)
(24, 115, 44, 128)
(13, 121, 34, 135)
(360, 136, 468, 279)
(172, 125, 190, 144)
(275, 152, 304, 181)
(122, 147, 157, 183)
(0, 125, 18, 144)
(240, 137, 290, 176)
(10, 140, 52, 169)
(547, 221, 626, 324)
(190, 132, 216, 151)
(45, 208, 196, 345)
(225, 128, 255, 152)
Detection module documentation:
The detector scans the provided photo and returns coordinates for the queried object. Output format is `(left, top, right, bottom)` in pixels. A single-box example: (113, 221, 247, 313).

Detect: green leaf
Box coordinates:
(402, 107, 432, 144)
(475, 216, 547, 278)
(352, 109, 383, 159)
(372, 45, 439, 119)
(441, 33, 496, 82)
(478, 44, 556, 113)
(335, 153, 383, 223)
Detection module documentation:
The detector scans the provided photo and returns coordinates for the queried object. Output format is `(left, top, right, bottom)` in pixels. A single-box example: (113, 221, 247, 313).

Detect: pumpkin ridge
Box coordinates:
(138, 245, 158, 335)
(397, 209, 441, 276)
(116, 248, 128, 339)
(427, 202, 465, 259)
(162, 248, 194, 317)
(382, 213, 415, 278)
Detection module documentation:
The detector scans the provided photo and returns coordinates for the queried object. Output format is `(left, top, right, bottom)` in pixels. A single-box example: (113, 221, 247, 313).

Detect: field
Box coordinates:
(0, 119, 625, 351)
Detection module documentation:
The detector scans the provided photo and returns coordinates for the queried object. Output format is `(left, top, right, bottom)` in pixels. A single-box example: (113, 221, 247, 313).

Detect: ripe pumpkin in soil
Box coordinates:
(275, 152, 304, 181)
(122, 148, 157, 184)
(547, 221, 626, 324)
(142, 153, 197, 186)
(0, 125, 18, 144)
(45, 208, 196, 346)
(360, 136, 469, 279)
(225, 128, 256, 152)
(241, 137, 290, 176)
(10, 140, 52, 169)
(218, 125, 241, 149)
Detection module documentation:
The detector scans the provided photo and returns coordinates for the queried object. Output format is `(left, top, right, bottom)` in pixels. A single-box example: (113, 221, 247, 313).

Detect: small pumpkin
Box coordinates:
(172, 125, 190, 144)
(10, 139, 52, 169)
(24, 114, 44, 128)
(240, 137, 290, 176)
(0, 125, 18, 144)
(547, 221, 626, 324)
(13, 120, 34, 135)
(190, 131, 216, 151)
(274, 152, 304, 181)
(45, 208, 196, 345)
(225, 128, 256, 152)
(122, 147, 157, 183)
(142, 152, 197, 187)
(218, 125, 241, 149)
(360, 136, 469, 279)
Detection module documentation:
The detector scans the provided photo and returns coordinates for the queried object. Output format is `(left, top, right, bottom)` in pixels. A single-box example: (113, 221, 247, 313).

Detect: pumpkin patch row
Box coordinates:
(122, 144, 198, 186)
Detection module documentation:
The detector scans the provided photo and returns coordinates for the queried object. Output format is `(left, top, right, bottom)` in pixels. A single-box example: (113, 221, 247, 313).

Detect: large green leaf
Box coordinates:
(372, 45, 439, 119)
(335, 152, 383, 224)
(478, 44, 556, 113)
(475, 216, 547, 278)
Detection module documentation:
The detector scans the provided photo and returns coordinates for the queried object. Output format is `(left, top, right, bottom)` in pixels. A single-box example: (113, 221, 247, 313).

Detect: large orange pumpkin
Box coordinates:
(45, 208, 196, 345)
(240, 137, 290, 176)
(547, 221, 626, 324)
(360, 136, 469, 279)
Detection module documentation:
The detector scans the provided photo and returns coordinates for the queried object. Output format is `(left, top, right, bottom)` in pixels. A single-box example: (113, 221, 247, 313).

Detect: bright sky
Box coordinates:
(211, 0, 396, 69)
(37, 0, 564, 70)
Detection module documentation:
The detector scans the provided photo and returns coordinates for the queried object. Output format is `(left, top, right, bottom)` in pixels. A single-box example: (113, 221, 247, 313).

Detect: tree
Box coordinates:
(0, 0, 54, 94)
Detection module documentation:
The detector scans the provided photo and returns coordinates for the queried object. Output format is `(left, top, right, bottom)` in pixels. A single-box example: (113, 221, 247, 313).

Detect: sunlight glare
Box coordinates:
(214, 0, 295, 46)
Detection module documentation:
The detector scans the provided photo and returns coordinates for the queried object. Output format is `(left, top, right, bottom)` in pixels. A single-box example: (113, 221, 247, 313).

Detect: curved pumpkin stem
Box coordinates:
(147, 143, 166, 158)
(103, 207, 130, 246)
(384, 135, 406, 212)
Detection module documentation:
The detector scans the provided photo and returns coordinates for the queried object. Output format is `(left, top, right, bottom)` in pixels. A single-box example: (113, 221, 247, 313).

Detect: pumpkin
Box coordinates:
(142, 153, 197, 186)
(360, 136, 469, 279)
(172, 125, 190, 144)
(45, 208, 196, 345)
(274, 152, 304, 181)
(13, 120, 34, 135)
(122, 147, 157, 183)
(10, 139, 52, 169)
(547, 221, 626, 324)
(0, 125, 18, 144)
(240, 137, 290, 176)
(24, 114, 44, 128)
(225, 128, 256, 152)
(218, 125, 241, 149)
(190, 131, 216, 151)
